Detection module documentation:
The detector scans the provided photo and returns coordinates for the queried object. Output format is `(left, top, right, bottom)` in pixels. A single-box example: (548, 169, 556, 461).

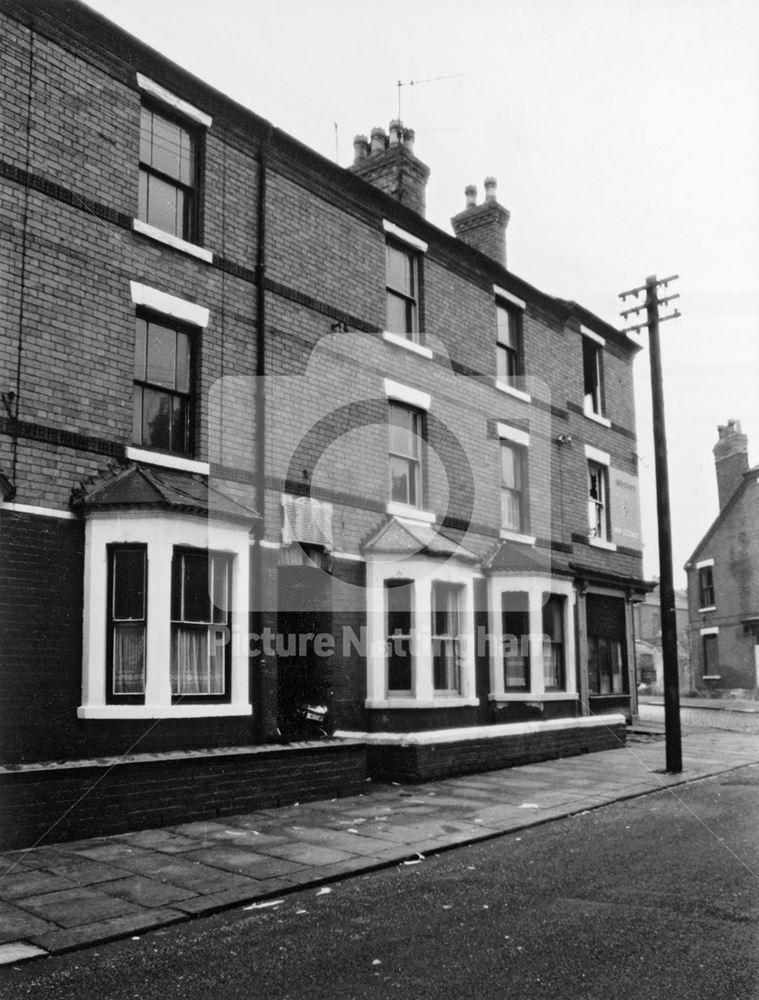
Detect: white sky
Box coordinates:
(84, 0, 759, 586)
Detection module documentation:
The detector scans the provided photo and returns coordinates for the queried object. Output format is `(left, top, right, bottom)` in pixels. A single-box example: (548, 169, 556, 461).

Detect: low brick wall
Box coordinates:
(0, 741, 367, 851)
(354, 717, 626, 783)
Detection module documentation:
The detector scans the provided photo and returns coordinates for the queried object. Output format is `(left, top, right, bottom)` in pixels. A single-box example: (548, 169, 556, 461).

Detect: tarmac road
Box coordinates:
(1, 763, 757, 1000)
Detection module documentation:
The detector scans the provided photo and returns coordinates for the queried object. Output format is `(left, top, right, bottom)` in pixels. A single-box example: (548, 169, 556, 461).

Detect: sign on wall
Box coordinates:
(611, 467, 642, 550)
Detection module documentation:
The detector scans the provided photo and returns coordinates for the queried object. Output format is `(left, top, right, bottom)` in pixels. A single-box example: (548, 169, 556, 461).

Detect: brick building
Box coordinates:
(685, 420, 759, 694)
(633, 585, 691, 694)
(0, 0, 648, 843)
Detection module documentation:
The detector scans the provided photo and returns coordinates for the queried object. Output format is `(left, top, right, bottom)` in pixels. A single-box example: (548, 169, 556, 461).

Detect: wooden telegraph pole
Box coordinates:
(620, 274, 683, 773)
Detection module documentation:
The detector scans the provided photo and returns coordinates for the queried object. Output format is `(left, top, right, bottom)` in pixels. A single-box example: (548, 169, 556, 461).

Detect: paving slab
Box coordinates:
(97, 874, 197, 908)
(0, 869, 78, 898)
(27, 907, 186, 955)
(0, 901, 58, 943)
(254, 842, 356, 866)
(17, 885, 142, 928)
(181, 847, 304, 880)
(107, 853, 257, 894)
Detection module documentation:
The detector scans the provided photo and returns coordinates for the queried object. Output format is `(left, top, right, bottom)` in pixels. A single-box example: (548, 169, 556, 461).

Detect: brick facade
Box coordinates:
(1, 1, 648, 835)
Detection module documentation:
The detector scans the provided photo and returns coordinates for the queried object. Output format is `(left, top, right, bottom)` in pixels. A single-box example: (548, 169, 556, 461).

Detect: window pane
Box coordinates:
(149, 113, 184, 180)
(501, 444, 519, 489)
(386, 290, 411, 335)
(170, 395, 189, 454)
(144, 173, 182, 237)
(145, 322, 176, 388)
(139, 107, 152, 163)
(113, 623, 146, 694)
(542, 595, 565, 690)
(172, 625, 224, 695)
(175, 330, 191, 393)
(140, 387, 172, 450)
(112, 548, 146, 620)
(211, 554, 230, 623)
(386, 244, 412, 294)
(179, 551, 210, 623)
(496, 304, 515, 348)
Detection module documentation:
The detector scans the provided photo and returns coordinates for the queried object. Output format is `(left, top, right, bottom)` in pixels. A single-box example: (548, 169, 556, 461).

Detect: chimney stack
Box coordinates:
(451, 177, 510, 267)
(713, 419, 749, 508)
(349, 120, 430, 217)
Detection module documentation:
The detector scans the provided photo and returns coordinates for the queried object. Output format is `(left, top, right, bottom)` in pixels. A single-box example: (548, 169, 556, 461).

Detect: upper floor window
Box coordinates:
(389, 402, 423, 507)
(588, 461, 610, 541)
(501, 441, 526, 533)
(496, 301, 522, 385)
(582, 337, 604, 417)
(386, 242, 419, 342)
(139, 105, 198, 242)
(133, 313, 193, 456)
(698, 565, 715, 608)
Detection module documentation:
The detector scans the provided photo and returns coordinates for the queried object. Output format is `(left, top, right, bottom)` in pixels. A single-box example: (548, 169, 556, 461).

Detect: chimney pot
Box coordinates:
(402, 127, 415, 153)
(465, 185, 477, 208)
(352, 134, 369, 164)
(389, 119, 402, 145)
(484, 176, 497, 201)
(370, 127, 387, 155)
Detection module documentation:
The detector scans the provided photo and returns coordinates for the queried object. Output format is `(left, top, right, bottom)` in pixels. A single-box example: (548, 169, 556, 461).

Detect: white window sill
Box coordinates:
(699, 606, 717, 613)
(133, 219, 213, 263)
(78, 703, 252, 719)
(495, 379, 531, 403)
(382, 331, 433, 359)
(366, 697, 480, 710)
(499, 529, 536, 545)
(588, 536, 617, 551)
(386, 502, 436, 524)
(583, 409, 612, 428)
(126, 447, 210, 476)
(488, 692, 577, 702)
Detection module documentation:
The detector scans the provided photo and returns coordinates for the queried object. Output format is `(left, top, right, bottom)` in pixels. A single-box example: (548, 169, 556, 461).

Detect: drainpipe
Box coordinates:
(252, 124, 274, 740)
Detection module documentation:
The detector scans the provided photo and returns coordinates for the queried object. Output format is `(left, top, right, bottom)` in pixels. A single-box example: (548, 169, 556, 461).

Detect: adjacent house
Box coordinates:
(0, 0, 649, 845)
(685, 420, 759, 694)
(633, 585, 691, 694)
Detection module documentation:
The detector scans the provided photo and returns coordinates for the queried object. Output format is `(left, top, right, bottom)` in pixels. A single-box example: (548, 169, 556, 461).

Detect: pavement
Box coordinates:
(639, 694, 759, 733)
(0, 723, 757, 967)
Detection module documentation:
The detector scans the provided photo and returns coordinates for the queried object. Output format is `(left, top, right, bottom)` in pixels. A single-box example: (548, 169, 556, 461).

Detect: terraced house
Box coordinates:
(0, 0, 649, 846)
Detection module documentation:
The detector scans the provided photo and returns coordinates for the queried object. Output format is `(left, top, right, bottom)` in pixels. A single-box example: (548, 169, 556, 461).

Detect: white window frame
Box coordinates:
(585, 445, 616, 550)
(134, 75, 213, 260)
(487, 576, 577, 702)
(79, 512, 251, 719)
(365, 556, 478, 710)
(494, 285, 530, 403)
(497, 423, 535, 544)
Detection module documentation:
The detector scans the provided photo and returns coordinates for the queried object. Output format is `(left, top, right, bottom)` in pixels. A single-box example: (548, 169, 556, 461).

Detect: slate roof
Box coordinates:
(361, 517, 479, 562)
(72, 463, 259, 524)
